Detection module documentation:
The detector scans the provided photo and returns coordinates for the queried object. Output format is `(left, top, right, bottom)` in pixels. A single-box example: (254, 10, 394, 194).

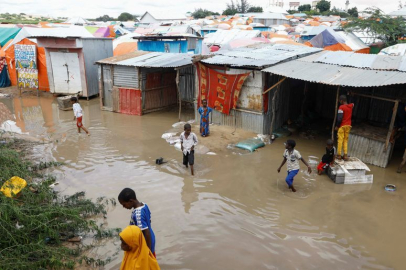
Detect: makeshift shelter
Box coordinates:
(3, 38, 50, 91)
(96, 52, 194, 116)
(134, 35, 202, 54)
(307, 28, 369, 53)
(379, 44, 406, 56)
(34, 37, 113, 98)
(94, 27, 110, 38)
(0, 28, 20, 47)
(196, 44, 321, 134)
(300, 26, 327, 41)
(64, 17, 91, 25)
(262, 51, 406, 167)
(203, 29, 262, 47)
(138, 11, 187, 26)
(113, 42, 138, 56)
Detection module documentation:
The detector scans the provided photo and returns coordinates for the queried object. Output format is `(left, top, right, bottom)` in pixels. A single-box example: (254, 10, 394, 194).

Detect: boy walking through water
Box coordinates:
(277, 140, 312, 192)
(70, 97, 89, 135)
(118, 188, 156, 257)
(180, 123, 198, 175)
(198, 99, 213, 137)
(335, 95, 354, 161)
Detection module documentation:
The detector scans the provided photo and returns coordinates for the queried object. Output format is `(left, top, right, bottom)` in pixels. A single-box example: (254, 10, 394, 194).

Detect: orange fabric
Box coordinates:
(0, 39, 13, 57)
(324, 43, 352, 52)
(38, 22, 51, 28)
(114, 42, 138, 56)
(5, 38, 50, 91)
(108, 26, 116, 38)
(308, 21, 320, 26)
(355, 48, 370, 54)
(304, 41, 313, 47)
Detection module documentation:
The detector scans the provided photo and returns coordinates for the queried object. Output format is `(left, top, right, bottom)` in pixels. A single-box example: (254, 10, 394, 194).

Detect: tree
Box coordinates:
(247, 6, 263, 12)
(316, 0, 331, 12)
(95, 14, 115, 22)
(343, 7, 406, 46)
(191, 8, 219, 19)
(118, 12, 134, 21)
(298, 4, 311, 12)
(223, 0, 252, 15)
(347, 7, 358, 18)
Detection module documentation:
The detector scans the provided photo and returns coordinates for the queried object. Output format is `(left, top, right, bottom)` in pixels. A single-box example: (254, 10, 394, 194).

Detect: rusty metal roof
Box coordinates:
(96, 52, 193, 68)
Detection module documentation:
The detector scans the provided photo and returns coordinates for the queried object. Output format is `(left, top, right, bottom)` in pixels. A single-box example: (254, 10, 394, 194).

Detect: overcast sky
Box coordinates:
(0, 0, 399, 19)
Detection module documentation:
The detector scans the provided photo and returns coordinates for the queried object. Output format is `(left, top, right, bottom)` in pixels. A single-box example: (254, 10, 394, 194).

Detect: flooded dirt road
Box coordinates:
(1, 95, 406, 269)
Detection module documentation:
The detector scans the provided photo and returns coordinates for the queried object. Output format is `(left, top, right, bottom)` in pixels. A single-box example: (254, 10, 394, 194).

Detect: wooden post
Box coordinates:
(263, 77, 286, 95)
(176, 70, 181, 121)
(269, 84, 280, 135)
(331, 86, 340, 140)
(385, 100, 399, 152)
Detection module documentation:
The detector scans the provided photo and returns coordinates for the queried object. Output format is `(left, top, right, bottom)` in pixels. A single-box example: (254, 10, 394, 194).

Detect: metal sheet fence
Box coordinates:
(113, 66, 139, 88)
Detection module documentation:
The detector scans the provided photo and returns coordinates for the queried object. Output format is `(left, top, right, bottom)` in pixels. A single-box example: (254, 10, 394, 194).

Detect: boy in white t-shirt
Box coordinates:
(70, 97, 90, 135)
(277, 140, 311, 192)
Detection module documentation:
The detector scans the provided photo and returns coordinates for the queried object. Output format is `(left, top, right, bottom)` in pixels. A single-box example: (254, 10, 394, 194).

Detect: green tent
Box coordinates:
(0, 28, 21, 47)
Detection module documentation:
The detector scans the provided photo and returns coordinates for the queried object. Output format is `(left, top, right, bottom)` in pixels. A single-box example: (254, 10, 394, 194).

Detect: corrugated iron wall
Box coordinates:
(113, 66, 139, 89)
(348, 133, 393, 168)
(82, 39, 113, 98)
(141, 68, 177, 112)
(179, 66, 195, 103)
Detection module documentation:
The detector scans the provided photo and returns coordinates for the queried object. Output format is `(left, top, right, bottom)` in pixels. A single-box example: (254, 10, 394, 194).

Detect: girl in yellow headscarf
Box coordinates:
(120, 226, 160, 270)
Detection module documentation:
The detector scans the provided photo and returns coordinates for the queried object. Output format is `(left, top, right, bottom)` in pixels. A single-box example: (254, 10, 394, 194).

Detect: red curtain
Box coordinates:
(196, 63, 249, 115)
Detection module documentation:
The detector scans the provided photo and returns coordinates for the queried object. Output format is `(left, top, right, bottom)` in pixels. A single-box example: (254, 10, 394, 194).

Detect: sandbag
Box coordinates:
(235, 138, 265, 152)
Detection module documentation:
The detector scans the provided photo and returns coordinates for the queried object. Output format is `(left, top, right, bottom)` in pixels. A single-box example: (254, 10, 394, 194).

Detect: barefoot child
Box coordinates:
(70, 97, 89, 135)
(277, 140, 312, 192)
(118, 188, 156, 257)
(317, 139, 336, 175)
(180, 123, 198, 175)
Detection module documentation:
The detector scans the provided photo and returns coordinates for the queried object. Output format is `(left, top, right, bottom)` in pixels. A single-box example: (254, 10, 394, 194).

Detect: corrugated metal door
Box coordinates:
(113, 66, 138, 88)
(50, 52, 82, 94)
(119, 88, 141, 115)
(102, 66, 113, 109)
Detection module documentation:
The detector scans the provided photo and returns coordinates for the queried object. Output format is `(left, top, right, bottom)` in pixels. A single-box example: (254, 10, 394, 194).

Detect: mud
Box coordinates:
(1, 93, 406, 270)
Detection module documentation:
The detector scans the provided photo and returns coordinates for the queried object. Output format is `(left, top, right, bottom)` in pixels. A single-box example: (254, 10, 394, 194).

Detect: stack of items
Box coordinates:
(327, 157, 373, 184)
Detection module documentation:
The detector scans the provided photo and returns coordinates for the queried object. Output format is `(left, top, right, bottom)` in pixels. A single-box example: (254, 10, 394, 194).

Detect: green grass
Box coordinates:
(0, 139, 119, 269)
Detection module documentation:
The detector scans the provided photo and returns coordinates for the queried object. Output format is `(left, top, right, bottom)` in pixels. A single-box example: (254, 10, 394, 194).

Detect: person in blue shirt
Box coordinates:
(118, 188, 156, 257)
(198, 99, 213, 137)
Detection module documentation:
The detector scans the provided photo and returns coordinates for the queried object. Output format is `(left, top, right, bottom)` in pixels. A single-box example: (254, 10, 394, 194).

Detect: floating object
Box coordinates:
(385, 184, 396, 192)
(0, 176, 27, 197)
(155, 157, 166, 165)
(235, 138, 265, 152)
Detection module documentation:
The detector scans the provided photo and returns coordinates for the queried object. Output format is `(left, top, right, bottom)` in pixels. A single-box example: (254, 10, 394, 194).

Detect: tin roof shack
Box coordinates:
(35, 37, 113, 98)
(96, 52, 194, 116)
(262, 51, 406, 168)
(196, 44, 321, 134)
(133, 35, 203, 54)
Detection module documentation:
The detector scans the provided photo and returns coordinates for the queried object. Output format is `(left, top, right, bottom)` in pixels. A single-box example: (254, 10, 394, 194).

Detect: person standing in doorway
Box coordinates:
(198, 99, 213, 137)
(335, 94, 354, 161)
(70, 97, 89, 135)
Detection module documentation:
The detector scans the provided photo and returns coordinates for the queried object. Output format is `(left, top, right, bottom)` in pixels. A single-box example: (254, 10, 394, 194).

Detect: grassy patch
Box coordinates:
(0, 139, 119, 269)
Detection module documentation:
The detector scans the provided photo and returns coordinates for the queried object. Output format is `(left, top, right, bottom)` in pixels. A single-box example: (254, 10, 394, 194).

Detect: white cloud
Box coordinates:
(0, 0, 398, 18)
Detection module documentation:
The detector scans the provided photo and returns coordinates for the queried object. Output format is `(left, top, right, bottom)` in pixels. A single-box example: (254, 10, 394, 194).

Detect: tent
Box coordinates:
(64, 17, 91, 25)
(0, 28, 20, 47)
(94, 27, 110, 37)
(113, 42, 138, 56)
(378, 44, 406, 56)
(4, 39, 50, 91)
(307, 28, 369, 53)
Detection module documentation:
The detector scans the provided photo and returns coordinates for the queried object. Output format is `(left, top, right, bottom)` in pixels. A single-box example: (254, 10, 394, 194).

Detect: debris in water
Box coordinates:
(385, 184, 396, 192)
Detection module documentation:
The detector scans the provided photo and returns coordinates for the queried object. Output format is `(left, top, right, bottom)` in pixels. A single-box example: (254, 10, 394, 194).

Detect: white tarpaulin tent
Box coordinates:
(379, 44, 406, 56)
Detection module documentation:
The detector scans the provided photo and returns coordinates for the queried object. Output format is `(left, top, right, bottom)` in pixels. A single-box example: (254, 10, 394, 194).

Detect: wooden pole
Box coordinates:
(385, 100, 399, 152)
(176, 70, 181, 121)
(263, 77, 286, 95)
(270, 84, 280, 135)
(331, 86, 340, 140)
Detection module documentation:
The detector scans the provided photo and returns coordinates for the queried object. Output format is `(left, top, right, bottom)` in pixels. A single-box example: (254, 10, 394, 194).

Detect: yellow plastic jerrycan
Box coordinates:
(0, 176, 27, 198)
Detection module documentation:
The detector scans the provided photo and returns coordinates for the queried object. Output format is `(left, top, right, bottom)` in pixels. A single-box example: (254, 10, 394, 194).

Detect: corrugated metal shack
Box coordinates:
(262, 51, 406, 168)
(35, 37, 113, 98)
(96, 51, 194, 116)
(133, 35, 203, 54)
(196, 44, 322, 134)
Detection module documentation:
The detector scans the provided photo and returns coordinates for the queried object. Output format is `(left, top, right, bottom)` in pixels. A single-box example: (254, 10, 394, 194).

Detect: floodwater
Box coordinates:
(1, 95, 406, 269)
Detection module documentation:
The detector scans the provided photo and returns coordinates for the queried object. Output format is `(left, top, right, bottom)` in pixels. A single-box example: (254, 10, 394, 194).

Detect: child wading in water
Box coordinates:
(277, 140, 312, 192)
(118, 188, 156, 257)
(180, 123, 198, 175)
(317, 139, 336, 175)
(70, 97, 89, 135)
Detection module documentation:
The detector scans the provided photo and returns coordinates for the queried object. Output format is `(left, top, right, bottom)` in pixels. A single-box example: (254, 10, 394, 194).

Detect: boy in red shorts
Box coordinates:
(317, 139, 336, 175)
(70, 97, 89, 135)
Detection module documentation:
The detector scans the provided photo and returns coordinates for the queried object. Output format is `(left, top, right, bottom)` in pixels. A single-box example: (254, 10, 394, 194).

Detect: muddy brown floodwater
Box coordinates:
(1, 95, 406, 269)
